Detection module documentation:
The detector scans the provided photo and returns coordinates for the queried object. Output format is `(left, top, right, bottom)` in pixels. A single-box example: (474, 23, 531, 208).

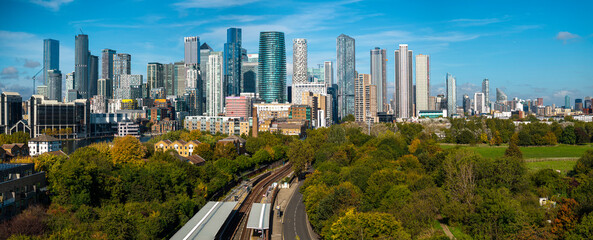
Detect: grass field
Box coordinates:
(440, 144, 592, 160)
(525, 160, 577, 174)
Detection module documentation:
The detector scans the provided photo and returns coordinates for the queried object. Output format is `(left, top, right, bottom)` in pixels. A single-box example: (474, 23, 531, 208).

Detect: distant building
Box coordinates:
(217, 135, 246, 155)
(394, 44, 413, 118)
(114, 74, 143, 99)
(336, 34, 356, 119)
(101, 49, 116, 81)
(371, 48, 387, 112)
(241, 61, 258, 93)
(474, 92, 486, 114)
(462, 94, 471, 114)
(98, 78, 113, 98)
(225, 96, 252, 119)
(482, 79, 490, 105)
(43, 39, 59, 85)
(74, 34, 89, 99)
(259, 32, 286, 103)
(147, 62, 164, 93)
(27, 95, 90, 139)
(151, 120, 179, 135)
(184, 116, 250, 136)
(565, 95, 571, 109)
(28, 134, 61, 156)
(207, 52, 224, 116)
(90, 95, 107, 113)
(155, 139, 202, 157)
(446, 73, 456, 117)
(1, 92, 23, 134)
(415, 54, 429, 112)
(89, 55, 99, 97)
(118, 121, 140, 137)
(355, 74, 377, 122)
(496, 88, 508, 103)
(224, 28, 242, 97)
(1, 143, 29, 160)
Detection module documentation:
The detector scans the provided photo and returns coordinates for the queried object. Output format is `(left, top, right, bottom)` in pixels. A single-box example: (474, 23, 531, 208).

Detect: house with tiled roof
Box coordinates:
(154, 139, 202, 157)
(28, 134, 61, 156)
(217, 135, 246, 155)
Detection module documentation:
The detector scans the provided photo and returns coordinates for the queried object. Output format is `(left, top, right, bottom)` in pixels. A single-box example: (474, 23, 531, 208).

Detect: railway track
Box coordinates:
(223, 163, 292, 240)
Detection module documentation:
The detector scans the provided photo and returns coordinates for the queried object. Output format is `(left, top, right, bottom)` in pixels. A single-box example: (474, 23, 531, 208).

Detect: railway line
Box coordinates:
(223, 163, 292, 240)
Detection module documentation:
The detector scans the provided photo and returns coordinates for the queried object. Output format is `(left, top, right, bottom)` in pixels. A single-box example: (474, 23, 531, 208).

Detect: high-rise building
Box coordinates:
(259, 31, 286, 103)
(27, 95, 90, 139)
(496, 88, 507, 102)
(462, 94, 471, 114)
(113, 53, 131, 76)
(394, 44, 413, 118)
(537, 98, 543, 106)
(336, 34, 355, 119)
(207, 52, 224, 116)
(174, 61, 186, 96)
(98, 78, 112, 98)
(89, 55, 98, 97)
(370, 48, 387, 112)
(474, 92, 485, 114)
(565, 95, 571, 109)
(43, 39, 59, 85)
(184, 36, 200, 67)
(114, 74, 143, 99)
(446, 73, 456, 117)
(415, 54, 429, 112)
(482, 79, 489, 105)
(101, 49, 116, 80)
(164, 63, 175, 96)
(575, 98, 583, 111)
(291, 38, 310, 104)
(241, 61, 258, 93)
(47, 70, 62, 101)
(225, 96, 252, 119)
(292, 38, 308, 84)
(324, 61, 333, 87)
(147, 62, 164, 92)
(355, 73, 376, 122)
(1, 92, 23, 134)
(74, 34, 89, 99)
(224, 28, 242, 97)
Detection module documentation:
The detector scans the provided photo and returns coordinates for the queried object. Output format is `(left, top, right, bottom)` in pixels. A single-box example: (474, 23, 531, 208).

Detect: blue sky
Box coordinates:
(1, 0, 591, 106)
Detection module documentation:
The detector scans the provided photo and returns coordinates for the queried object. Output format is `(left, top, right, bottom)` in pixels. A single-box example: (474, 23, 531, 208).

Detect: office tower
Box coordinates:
(101, 49, 116, 80)
(65, 72, 75, 102)
(308, 65, 325, 83)
(247, 54, 259, 63)
(293, 38, 308, 84)
(462, 94, 471, 114)
(326, 84, 339, 124)
(114, 74, 143, 99)
(242, 61, 258, 93)
(565, 95, 571, 109)
(164, 63, 175, 96)
(207, 52, 224, 116)
(474, 92, 485, 114)
(446, 73, 456, 117)
(37, 85, 48, 98)
(174, 62, 186, 96)
(415, 54, 429, 112)
(184, 36, 200, 67)
(27, 95, 90, 139)
(585, 97, 592, 109)
(47, 69, 62, 101)
(74, 34, 89, 99)
(114, 53, 131, 75)
(43, 39, 59, 85)
(394, 44, 413, 118)
(224, 28, 242, 97)
(336, 34, 355, 118)
(89, 55, 98, 97)
(324, 61, 333, 86)
(496, 88, 507, 102)
(287, 86, 292, 103)
(537, 98, 544, 106)
(98, 78, 112, 98)
(575, 98, 583, 111)
(259, 31, 286, 103)
(355, 73, 376, 122)
(1, 92, 23, 134)
(147, 62, 164, 92)
(482, 78, 489, 105)
(225, 96, 252, 119)
(370, 48, 387, 112)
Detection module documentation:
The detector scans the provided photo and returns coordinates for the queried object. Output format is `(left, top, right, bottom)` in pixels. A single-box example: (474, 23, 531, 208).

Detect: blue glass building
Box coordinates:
(224, 28, 242, 97)
(258, 32, 286, 103)
(43, 39, 59, 86)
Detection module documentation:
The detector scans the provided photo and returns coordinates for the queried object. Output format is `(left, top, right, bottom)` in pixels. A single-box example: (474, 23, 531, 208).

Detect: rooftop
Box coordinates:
(170, 201, 237, 240)
(29, 134, 60, 142)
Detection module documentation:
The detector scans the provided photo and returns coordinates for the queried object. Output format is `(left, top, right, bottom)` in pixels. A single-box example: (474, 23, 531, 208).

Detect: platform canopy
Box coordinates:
(170, 201, 238, 240)
(246, 203, 271, 230)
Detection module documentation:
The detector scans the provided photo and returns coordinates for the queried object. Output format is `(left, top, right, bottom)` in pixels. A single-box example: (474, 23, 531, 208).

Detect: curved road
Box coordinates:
(283, 180, 316, 240)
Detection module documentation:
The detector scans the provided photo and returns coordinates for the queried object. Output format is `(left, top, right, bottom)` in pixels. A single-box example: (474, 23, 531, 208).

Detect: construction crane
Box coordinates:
(32, 68, 43, 93)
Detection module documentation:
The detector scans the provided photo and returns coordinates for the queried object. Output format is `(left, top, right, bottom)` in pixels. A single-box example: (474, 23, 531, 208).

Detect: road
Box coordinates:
(283, 180, 315, 240)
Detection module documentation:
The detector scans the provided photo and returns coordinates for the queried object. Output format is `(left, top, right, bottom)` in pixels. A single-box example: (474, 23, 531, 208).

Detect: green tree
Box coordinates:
(566, 212, 593, 240)
(559, 125, 577, 144)
(505, 133, 523, 159)
(193, 142, 213, 161)
(111, 135, 147, 165)
(340, 114, 355, 123)
(214, 142, 238, 160)
(327, 209, 410, 240)
(288, 141, 314, 176)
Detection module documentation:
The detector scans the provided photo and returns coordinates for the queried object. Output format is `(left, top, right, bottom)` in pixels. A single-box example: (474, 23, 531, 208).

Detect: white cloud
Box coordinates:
(174, 0, 261, 9)
(1, 66, 19, 79)
(30, 0, 74, 11)
(449, 17, 509, 27)
(555, 31, 579, 43)
(24, 59, 41, 68)
(553, 90, 572, 98)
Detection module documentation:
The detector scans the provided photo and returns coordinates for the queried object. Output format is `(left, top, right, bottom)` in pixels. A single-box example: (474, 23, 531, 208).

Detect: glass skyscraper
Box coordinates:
(258, 31, 286, 103)
(336, 34, 355, 119)
(101, 49, 116, 80)
(89, 55, 98, 97)
(43, 39, 59, 86)
(224, 28, 242, 97)
(446, 73, 456, 117)
(75, 34, 89, 99)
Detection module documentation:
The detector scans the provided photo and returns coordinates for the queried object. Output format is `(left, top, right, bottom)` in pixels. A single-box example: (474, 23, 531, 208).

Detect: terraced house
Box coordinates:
(154, 139, 201, 157)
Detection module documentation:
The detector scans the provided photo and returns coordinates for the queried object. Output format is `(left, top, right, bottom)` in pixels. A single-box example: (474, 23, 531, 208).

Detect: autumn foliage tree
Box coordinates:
(110, 135, 147, 165)
(505, 133, 523, 159)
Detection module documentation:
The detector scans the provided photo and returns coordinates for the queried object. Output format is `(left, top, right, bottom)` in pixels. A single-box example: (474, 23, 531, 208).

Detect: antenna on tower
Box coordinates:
(79, 28, 84, 34)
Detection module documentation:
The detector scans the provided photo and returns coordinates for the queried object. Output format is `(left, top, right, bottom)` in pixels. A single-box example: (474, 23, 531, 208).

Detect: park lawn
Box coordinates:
(439, 144, 593, 159)
(526, 160, 577, 175)
(448, 224, 473, 240)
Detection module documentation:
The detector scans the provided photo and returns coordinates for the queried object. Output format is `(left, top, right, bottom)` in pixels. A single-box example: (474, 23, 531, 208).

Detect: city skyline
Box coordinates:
(0, 0, 592, 106)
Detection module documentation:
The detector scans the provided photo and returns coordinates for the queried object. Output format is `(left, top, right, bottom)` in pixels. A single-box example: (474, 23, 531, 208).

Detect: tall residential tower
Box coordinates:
(336, 34, 355, 119)
(258, 31, 286, 103)
(370, 48, 387, 112)
(415, 54, 429, 112)
(394, 44, 413, 118)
